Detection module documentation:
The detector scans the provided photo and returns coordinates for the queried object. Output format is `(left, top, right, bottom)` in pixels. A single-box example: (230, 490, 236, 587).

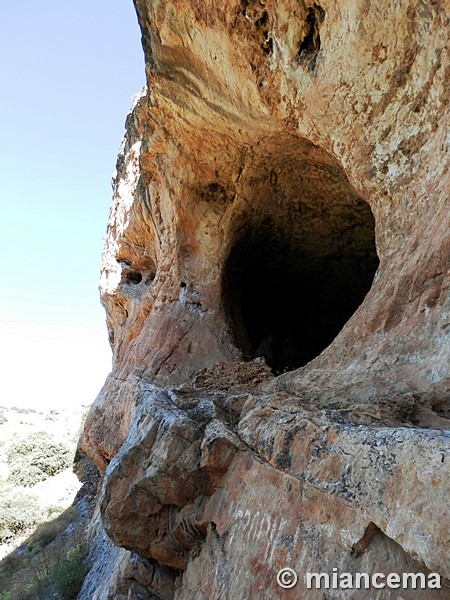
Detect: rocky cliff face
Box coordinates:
(78, 1, 450, 598)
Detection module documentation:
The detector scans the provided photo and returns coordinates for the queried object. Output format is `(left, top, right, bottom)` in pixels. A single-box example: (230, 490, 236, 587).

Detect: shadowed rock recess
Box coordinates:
(78, 1, 450, 598)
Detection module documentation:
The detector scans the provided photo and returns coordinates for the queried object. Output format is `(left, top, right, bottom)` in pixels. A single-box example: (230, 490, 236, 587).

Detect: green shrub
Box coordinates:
(0, 489, 44, 542)
(52, 543, 89, 599)
(7, 432, 73, 487)
(7, 463, 46, 487)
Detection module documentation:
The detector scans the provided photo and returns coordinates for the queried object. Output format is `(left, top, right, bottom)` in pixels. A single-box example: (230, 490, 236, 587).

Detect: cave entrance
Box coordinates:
(222, 137, 379, 375)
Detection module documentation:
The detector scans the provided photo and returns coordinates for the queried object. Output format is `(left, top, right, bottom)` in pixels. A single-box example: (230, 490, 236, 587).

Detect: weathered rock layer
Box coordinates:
(79, 1, 449, 598)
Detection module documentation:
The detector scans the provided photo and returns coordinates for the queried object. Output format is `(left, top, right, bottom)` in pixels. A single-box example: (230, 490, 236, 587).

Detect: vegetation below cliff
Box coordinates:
(0, 504, 89, 600)
(0, 405, 98, 598)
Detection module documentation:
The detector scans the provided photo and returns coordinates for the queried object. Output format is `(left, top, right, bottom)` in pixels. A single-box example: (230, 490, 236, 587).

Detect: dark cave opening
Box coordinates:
(224, 228, 378, 374)
(222, 148, 379, 375)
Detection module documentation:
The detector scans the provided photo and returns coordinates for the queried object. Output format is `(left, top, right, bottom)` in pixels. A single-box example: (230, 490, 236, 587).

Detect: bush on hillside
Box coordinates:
(7, 432, 73, 487)
(0, 506, 90, 600)
(0, 489, 44, 542)
(8, 463, 47, 487)
(52, 543, 90, 599)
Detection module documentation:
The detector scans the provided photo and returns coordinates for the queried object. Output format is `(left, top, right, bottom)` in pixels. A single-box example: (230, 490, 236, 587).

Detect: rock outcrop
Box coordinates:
(78, 1, 449, 598)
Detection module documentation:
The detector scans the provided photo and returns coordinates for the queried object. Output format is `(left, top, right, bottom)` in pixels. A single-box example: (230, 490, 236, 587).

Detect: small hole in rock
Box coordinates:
(126, 272, 142, 285)
(262, 37, 273, 55)
(255, 11, 269, 29)
(202, 182, 227, 202)
(298, 4, 325, 73)
(180, 282, 187, 288)
(241, 0, 250, 15)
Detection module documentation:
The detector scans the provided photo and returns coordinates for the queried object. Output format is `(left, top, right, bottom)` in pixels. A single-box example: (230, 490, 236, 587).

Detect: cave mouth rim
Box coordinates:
(221, 145, 379, 376)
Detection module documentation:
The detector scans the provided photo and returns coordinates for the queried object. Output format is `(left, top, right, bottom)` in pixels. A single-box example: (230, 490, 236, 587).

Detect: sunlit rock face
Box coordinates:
(78, 1, 450, 598)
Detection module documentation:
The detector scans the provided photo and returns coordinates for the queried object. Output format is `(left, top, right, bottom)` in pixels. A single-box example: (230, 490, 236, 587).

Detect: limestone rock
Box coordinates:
(79, 0, 450, 598)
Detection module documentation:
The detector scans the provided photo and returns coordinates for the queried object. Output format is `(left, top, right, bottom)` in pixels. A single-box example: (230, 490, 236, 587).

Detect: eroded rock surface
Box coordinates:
(79, 0, 449, 598)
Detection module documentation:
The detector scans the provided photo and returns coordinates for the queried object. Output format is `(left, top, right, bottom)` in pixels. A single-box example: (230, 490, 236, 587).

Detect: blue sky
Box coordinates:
(0, 1, 145, 407)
